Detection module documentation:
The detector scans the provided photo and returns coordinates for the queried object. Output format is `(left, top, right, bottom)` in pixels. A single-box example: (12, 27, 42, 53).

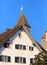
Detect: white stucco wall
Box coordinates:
(0, 30, 40, 65)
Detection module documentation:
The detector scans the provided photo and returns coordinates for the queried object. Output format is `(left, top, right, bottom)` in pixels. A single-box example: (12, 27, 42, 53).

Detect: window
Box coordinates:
(15, 57, 19, 63)
(23, 58, 26, 63)
(19, 33, 21, 38)
(30, 58, 33, 64)
(0, 55, 11, 62)
(8, 56, 11, 62)
(32, 47, 33, 51)
(0, 55, 2, 61)
(23, 45, 26, 50)
(15, 44, 26, 50)
(15, 45, 19, 49)
(30, 58, 35, 64)
(29, 46, 33, 51)
(15, 57, 22, 63)
(15, 57, 26, 64)
(0, 55, 4, 61)
(4, 43, 10, 48)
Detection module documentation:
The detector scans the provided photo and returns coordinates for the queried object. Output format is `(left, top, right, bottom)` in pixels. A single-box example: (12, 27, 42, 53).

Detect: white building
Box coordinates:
(0, 13, 46, 65)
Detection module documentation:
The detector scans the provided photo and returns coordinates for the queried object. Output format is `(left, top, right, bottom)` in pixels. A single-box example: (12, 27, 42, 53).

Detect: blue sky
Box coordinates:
(0, 0, 47, 43)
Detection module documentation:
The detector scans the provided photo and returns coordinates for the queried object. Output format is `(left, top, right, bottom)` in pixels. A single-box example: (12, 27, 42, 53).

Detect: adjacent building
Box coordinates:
(41, 31, 47, 51)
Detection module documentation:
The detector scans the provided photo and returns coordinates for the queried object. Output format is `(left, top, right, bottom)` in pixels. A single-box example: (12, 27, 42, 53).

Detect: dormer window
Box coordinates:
(4, 43, 10, 48)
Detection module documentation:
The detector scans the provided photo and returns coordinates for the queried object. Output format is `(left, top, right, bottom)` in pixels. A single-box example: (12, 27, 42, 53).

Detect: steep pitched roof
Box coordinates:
(0, 13, 46, 52)
(16, 13, 29, 27)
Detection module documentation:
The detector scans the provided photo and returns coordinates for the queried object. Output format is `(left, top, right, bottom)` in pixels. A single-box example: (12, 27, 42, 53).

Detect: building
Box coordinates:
(0, 13, 46, 65)
(41, 31, 47, 51)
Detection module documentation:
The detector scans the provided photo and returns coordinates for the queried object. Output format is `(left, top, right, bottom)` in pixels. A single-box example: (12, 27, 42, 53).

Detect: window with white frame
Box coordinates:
(15, 57, 26, 63)
(0, 55, 11, 62)
(30, 58, 35, 64)
(15, 44, 26, 50)
(29, 46, 34, 51)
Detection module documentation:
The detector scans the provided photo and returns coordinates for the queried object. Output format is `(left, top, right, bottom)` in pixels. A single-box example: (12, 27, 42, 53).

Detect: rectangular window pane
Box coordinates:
(19, 33, 21, 38)
(8, 56, 11, 62)
(0, 55, 5, 62)
(4, 43, 9, 48)
(0, 55, 11, 62)
(15, 45, 19, 49)
(30, 58, 33, 64)
(1, 55, 3, 61)
(32, 47, 33, 51)
(0, 56, 2, 61)
(15, 57, 19, 63)
(23, 46, 26, 50)
(23, 58, 26, 63)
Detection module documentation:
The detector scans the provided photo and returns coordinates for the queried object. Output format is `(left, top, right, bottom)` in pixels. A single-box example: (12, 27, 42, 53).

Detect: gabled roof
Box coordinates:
(0, 13, 46, 52)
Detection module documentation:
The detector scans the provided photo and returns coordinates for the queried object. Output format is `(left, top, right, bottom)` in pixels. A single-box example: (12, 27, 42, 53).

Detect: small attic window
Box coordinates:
(4, 43, 10, 48)
(33, 43, 36, 47)
(19, 33, 21, 38)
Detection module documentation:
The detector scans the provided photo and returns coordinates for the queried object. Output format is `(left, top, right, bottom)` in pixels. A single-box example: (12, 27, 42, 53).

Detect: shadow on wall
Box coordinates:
(0, 30, 20, 55)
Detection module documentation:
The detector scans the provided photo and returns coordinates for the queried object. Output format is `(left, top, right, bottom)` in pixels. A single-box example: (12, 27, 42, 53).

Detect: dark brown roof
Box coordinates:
(16, 13, 30, 27)
(0, 25, 21, 46)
